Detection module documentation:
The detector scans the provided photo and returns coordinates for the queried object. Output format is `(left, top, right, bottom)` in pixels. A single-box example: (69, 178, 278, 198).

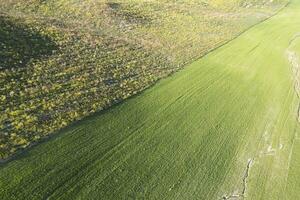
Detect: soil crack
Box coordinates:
(221, 159, 253, 200)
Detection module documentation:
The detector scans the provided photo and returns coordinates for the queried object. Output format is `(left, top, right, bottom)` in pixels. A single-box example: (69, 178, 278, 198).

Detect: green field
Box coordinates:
(0, 0, 287, 158)
(1, 0, 300, 199)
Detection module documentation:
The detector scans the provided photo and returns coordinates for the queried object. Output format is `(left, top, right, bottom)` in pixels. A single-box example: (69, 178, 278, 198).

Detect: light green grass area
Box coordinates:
(1, 0, 300, 199)
(0, 0, 287, 158)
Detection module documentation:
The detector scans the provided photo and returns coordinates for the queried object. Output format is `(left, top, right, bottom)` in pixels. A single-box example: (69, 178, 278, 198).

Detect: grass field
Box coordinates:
(0, 0, 287, 158)
(1, 0, 300, 199)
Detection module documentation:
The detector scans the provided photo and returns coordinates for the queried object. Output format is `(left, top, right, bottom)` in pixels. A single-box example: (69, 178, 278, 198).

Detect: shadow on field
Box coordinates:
(0, 15, 57, 70)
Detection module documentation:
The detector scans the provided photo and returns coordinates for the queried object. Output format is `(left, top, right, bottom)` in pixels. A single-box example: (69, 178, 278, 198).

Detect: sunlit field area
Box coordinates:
(0, 0, 287, 158)
(2, 0, 300, 199)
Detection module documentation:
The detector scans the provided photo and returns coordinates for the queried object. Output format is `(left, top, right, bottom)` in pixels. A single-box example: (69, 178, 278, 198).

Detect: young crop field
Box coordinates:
(0, 0, 287, 159)
(1, 0, 300, 199)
